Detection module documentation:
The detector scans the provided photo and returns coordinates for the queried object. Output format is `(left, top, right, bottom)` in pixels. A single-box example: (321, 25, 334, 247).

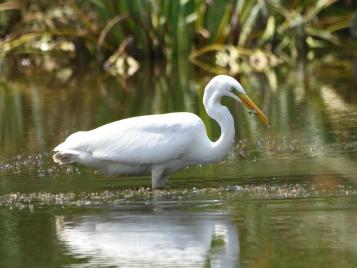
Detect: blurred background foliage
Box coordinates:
(0, 0, 355, 77)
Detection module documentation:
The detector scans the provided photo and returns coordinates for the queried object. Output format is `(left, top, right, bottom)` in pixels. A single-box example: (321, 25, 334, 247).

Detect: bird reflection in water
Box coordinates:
(56, 211, 239, 267)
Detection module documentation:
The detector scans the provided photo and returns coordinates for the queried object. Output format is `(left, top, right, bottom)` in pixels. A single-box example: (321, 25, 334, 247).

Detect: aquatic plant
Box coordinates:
(0, 0, 353, 76)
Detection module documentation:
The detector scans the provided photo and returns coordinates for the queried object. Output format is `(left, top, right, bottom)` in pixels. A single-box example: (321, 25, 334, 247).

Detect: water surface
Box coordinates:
(0, 56, 357, 267)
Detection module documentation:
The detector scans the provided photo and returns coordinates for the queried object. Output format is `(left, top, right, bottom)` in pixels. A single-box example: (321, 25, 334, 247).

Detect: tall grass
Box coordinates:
(0, 0, 353, 76)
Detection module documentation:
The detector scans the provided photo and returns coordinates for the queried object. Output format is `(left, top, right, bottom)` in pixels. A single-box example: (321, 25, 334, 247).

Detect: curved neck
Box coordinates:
(202, 91, 235, 163)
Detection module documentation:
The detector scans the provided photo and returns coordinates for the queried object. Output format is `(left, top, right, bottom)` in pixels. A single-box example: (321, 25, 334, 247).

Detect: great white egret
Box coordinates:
(53, 75, 270, 188)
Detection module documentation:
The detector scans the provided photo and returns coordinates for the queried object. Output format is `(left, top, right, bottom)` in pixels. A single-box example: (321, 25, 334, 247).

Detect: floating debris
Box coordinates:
(1, 183, 355, 210)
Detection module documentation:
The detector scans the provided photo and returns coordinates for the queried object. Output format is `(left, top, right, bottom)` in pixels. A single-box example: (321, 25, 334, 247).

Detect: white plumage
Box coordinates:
(53, 75, 270, 188)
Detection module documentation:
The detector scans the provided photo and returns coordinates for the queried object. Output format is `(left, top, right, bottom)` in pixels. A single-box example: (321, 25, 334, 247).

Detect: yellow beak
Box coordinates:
(239, 94, 270, 127)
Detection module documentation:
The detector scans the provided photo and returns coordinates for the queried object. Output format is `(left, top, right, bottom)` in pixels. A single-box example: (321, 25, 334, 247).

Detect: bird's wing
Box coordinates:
(54, 113, 204, 165)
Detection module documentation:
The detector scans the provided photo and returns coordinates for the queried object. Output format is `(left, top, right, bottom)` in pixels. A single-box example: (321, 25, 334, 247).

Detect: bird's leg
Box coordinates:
(151, 167, 167, 189)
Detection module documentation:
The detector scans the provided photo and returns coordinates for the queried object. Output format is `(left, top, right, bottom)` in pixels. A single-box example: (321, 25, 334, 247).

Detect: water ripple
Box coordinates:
(1, 182, 355, 210)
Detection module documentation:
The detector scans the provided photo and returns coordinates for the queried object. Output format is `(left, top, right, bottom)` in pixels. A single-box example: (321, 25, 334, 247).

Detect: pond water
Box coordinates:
(0, 54, 357, 267)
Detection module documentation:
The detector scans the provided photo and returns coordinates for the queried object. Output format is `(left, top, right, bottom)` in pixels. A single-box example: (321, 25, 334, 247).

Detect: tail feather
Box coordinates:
(53, 150, 80, 165)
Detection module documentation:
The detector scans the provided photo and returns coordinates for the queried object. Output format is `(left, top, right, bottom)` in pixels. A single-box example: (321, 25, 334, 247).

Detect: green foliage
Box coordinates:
(0, 0, 353, 75)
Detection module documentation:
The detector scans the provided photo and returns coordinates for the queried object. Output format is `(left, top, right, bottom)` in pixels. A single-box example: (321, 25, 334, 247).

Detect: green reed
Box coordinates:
(0, 0, 353, 75)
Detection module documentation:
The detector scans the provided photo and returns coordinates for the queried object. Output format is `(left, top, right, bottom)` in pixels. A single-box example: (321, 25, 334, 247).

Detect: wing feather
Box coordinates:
(54, 113, 204, 165)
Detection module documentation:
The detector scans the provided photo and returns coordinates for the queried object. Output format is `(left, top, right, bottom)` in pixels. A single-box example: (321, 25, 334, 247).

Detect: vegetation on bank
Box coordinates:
(0, 0, 355, 76)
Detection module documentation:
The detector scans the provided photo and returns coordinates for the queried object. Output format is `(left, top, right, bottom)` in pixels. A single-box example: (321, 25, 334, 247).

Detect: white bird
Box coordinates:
(53, 75, 270, 189)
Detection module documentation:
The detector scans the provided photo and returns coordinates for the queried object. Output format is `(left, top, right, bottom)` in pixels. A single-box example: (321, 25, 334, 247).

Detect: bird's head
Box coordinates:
(205, 75, 270, 127)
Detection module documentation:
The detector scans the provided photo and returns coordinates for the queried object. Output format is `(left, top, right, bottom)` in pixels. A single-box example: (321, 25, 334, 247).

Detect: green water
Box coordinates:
(0, 56, 357, 267)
